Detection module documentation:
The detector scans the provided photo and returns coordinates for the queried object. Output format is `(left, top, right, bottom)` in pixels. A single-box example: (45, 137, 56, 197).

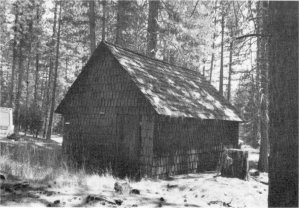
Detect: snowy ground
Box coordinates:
(0, 172, 268, 207)
(50, 135, 63, 145)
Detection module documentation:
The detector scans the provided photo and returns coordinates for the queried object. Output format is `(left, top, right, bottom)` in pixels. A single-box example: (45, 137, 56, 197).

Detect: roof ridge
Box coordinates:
(102, 41, 206, 79)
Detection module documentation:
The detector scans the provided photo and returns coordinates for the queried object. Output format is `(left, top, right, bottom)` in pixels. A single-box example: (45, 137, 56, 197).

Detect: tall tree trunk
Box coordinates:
(268, 1, 298, 207)
(89, 0, 96, 54)
(24, 41, 32, 135)
(43, 60, 53, 138)
(102, 0, 106, 41)
(0, 55, 2, 106)
(209, 43, 215, 83)
(0, 45, 3, 106)
(9, 5, 19, 107)
(43, 3, 58, 138)
(41, 70, 47, 105)
(65, 56, 68, 82)
(255, 1, 261, 152)
(33, 6, 40, 108)
(209, 1, 217, 83)
(115, 1, 124, 45)
(14, 38, 25, 133)
(258, 1, 269, 173)
(146, 0, 159, 58)
(46, 2, 62, 140)
(227, 35, 233, 101)
(33, 52, 39, 106)
(219, 10, 224, 95)
(115, 1, 132, 46)
(15, 16, 33, 133)
(24, 60, 29, 135)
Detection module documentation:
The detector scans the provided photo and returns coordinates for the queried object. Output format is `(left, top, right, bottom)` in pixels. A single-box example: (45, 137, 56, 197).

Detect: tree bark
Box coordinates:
(15, 14, 33, 133)
(46, 2, 62, 140)
(146, 0, 159, 58)
(43, 3, 57, 138)
(24, 59, 30, 135)
(219, 9, 224, 95)
(43, 59, 53, 138)
(14, 38, 25, 133)
(101, 0, 106, 41)
(252, 2, 261, 149)
(268, 2, 298, 207)
(25, 35, 32, 135)
(115, 1, 132, 46)
(258, 1, 268, 173)
(0, 45, 4, 106)
(227, 30, 233, 101)
(89, 0, 96, 54)
(209, 1, 217, 83)
(0, 54, 2, 106)
(33, 6, 40, 108)
(115, 0, 124, 45)
(9, 5, 19, 107)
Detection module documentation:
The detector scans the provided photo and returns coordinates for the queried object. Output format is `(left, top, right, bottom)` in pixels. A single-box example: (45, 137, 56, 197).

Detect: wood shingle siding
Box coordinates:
(56, 41, 242, 178)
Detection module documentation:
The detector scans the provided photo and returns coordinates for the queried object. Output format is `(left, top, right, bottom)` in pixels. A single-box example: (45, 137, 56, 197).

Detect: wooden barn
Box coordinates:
(55, 41, 242, 178)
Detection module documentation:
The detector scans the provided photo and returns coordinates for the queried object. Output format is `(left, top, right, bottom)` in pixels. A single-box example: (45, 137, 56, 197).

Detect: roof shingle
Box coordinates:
(104, 42, 242, 121)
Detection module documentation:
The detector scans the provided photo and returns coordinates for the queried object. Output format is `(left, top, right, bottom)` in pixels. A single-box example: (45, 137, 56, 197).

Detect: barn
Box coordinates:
(55, 41, 242, 178)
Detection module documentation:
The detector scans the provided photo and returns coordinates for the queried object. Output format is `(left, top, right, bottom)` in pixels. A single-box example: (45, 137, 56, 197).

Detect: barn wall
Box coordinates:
(60, 45, 240, 178)
(139, 115, 155, 177)
(62, 47, 155, 174)
(150, 116, 239, 178)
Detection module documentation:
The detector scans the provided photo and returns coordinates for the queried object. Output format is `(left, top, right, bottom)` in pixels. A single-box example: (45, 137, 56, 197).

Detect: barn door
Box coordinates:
(117, 114, 141, 177)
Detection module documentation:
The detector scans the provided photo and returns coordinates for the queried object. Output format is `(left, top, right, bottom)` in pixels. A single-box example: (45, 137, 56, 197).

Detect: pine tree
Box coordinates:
(101, 0, 106, 41)
(147, 0, 159, 58)
(88, 0, 96, 54)
(9, 3, 19, 107)
(219, 2, 225, 95)
(257, 1, 268, 173)
(46, 1, 63, 140)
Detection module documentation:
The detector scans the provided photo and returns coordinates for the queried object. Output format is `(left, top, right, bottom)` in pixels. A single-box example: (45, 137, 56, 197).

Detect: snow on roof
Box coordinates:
(104, 42, 242, 121)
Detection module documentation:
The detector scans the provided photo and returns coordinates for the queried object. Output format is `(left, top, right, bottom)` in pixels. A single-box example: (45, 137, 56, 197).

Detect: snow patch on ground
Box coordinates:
(1, 173, 268, 207)
(50, 135, 63, 144)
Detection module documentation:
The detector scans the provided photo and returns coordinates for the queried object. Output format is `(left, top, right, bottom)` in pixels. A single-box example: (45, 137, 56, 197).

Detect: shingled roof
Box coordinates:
(57, 41, 242, 121)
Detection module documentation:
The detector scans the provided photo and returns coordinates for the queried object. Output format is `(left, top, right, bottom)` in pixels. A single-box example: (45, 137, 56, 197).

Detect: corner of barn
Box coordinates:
(55, 42, 158, 178)
(150, 116, 240, 178)
(55, 41, 243, 179)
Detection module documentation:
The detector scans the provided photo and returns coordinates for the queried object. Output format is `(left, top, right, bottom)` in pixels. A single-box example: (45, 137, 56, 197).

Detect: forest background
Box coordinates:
(0, 0, 269, 172)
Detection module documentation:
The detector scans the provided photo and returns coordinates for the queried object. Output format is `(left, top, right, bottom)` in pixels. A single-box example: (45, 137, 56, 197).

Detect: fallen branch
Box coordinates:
(236, 33, 270, 40)
(86, 195, 118, 205)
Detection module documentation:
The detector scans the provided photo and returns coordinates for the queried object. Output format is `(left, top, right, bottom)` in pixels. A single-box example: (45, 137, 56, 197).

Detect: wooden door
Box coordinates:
(117, 114, 141, 177)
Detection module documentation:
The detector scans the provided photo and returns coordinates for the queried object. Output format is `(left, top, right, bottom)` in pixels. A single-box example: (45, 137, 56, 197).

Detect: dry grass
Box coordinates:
(0, 137, 119, 189)
(0, 139, 60, 181)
